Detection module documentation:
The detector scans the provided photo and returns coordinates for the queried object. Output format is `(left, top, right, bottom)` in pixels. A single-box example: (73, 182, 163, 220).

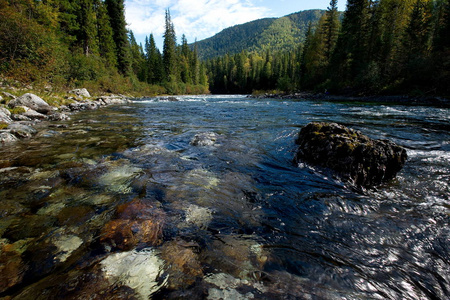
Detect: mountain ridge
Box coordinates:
(192, 9, 326, 60)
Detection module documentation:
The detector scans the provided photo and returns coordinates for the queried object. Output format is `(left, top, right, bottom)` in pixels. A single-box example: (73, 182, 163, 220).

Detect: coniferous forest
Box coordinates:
(206, 0, 450, 97)
(0, 1, 208, 95)
(1, 0, 449, 97)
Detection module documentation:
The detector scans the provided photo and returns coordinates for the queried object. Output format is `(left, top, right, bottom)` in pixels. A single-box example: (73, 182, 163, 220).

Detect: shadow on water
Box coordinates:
(0, 96, 449, 299)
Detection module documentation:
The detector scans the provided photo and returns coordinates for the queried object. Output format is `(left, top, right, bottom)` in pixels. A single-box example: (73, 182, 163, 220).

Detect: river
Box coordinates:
(0, 95, 449, 299)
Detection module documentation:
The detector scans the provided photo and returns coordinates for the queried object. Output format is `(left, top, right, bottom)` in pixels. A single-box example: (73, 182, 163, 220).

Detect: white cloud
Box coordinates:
(125, 0, 271, 45)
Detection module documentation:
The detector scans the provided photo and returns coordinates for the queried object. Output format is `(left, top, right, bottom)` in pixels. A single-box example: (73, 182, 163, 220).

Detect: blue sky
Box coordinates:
(125, 0, 348, 49)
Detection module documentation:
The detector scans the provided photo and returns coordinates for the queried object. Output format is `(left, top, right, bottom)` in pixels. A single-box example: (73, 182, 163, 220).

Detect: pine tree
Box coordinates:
(146, 34, 163, 84)
(329, 0, 371, 86)
(322, 0, 340, 60)
(162, 9, 177, 81)
(78, 0, 97, 56)
(105, 0, 131, 75)
(95, 0, 117, 68)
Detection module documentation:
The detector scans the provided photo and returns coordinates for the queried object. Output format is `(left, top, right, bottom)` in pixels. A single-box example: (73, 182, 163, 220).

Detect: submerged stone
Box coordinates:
(100, 198, 165, 250)
(101, 248, 164, 299)
(8, 123, 37, 139)
(0, 132, 18, 144)
(294, 122, 407, 187)
(161, 239, 203, 289)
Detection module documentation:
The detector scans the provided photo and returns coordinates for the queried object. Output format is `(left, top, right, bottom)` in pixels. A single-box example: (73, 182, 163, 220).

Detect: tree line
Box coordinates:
(0, 0, 208, 94)
(206, 0, 450, 96)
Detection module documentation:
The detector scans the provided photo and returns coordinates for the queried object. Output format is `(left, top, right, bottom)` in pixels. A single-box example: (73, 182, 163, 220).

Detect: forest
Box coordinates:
(0, 0, 209, 95)
(1, 0, 449, 97)
(206, 0, 450, 97)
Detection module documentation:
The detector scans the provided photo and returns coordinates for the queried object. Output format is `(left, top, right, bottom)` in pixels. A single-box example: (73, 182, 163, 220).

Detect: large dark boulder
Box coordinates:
(294, 122, 407, 187)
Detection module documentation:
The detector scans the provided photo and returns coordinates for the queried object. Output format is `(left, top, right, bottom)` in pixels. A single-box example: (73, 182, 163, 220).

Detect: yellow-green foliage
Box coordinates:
(9, 107, 26, 114)
(0, 122, 8, 130)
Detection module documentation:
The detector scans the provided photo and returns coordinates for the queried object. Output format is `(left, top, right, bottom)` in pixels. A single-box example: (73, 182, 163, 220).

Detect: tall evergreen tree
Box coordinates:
(105, 0, 131, 75)
(146, 33, 163, 84)
(162, 9, 177, 81)
(322, 0, 340, 59)
(78, 0, 97, 56)
(95, 0, 117, 68)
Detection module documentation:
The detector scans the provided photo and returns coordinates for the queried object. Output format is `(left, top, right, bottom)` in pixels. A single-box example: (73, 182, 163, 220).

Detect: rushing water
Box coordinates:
(0, 95, 449, 299)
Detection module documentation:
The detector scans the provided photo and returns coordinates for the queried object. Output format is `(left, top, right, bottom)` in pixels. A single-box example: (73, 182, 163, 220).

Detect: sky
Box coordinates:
(125, 0, 348, 50)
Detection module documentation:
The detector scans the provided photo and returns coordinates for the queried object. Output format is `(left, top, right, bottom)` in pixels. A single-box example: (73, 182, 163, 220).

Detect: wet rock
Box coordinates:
(52, 233, 83, 262)
(0, 244, 29, 293)
(8, 93, 53, 114)
(0, 132, 18, 144)
(0, 106, 11, 116)
(36, 129, 62, 138)
(0, 200, 28, 217)
(7, 123, 37, 138)
(161, 239, 203, 289)
(205, 234, 268, 280)
(57, 205, 95, 227)
(100, 198, 165, 250)
(101, 248, 164, 299)
(4, 214, 56, 241)
(294, 122, 408, 187)
(191, 132, 220, 146)
(69, 88, 91, 98)
(48, 112, 70, 121)
(23, 109, 48, 120)
(11, 114, 31, 121)
(0, 107, 12, 124)
(184, 204, 213, 229)
(99, 95, 129, 105)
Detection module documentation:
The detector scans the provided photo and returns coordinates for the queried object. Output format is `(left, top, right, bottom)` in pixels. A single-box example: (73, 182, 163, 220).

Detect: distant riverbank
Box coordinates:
(248, 92, 450, 108)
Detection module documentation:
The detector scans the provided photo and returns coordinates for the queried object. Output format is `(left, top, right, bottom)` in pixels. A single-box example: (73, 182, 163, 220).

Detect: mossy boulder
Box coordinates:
(294, 122, 407, 187)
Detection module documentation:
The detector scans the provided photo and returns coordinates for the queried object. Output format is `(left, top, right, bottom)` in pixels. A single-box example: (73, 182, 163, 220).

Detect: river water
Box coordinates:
(0, 95, 449, 299)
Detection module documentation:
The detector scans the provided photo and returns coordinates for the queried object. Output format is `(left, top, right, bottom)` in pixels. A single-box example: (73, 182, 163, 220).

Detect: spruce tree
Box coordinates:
(163, 9, 177, 81)
(95, 0, 117, 68)
(78, 0, 97, 56)
(105, 0, 131, 75)
(322, 0, 340, 60)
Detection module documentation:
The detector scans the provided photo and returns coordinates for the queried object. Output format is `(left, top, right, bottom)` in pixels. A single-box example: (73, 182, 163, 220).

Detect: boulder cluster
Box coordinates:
(0, 89, 130, 145)
(294, 122, 408, 187)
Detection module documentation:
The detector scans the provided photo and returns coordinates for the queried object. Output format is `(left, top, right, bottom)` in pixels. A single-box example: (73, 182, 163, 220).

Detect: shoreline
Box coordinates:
(0, 89, 132, 146)
(248, 92, 450, 108)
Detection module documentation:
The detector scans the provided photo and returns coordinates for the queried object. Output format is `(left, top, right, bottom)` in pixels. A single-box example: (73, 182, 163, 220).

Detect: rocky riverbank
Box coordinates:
(0, 89, 132, 146)
(249, 92, 450, 107)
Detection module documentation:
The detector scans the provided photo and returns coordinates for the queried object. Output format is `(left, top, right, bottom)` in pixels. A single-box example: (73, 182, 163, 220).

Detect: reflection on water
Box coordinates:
(0, 95, 449, 299)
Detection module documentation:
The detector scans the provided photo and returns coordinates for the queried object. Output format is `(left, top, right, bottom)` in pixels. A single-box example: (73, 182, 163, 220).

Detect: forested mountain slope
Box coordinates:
(193, 10, 325, 59)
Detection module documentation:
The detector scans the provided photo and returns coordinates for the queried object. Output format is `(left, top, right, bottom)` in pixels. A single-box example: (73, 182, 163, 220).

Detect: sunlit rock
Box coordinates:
(8, 93, 53, 114)
(52, 234, 83, 262)
(23, 109, 48, 120)
(69, 88, 91, 98)
(101, 248, 165, 299)
(185, 204, 213, 229)
(97, 164, 142, 194)
(0, 107, 12, 124)
(48, 112, 70, 121)
(0, 132, 18, 144)
(294, 122, 408, 187)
